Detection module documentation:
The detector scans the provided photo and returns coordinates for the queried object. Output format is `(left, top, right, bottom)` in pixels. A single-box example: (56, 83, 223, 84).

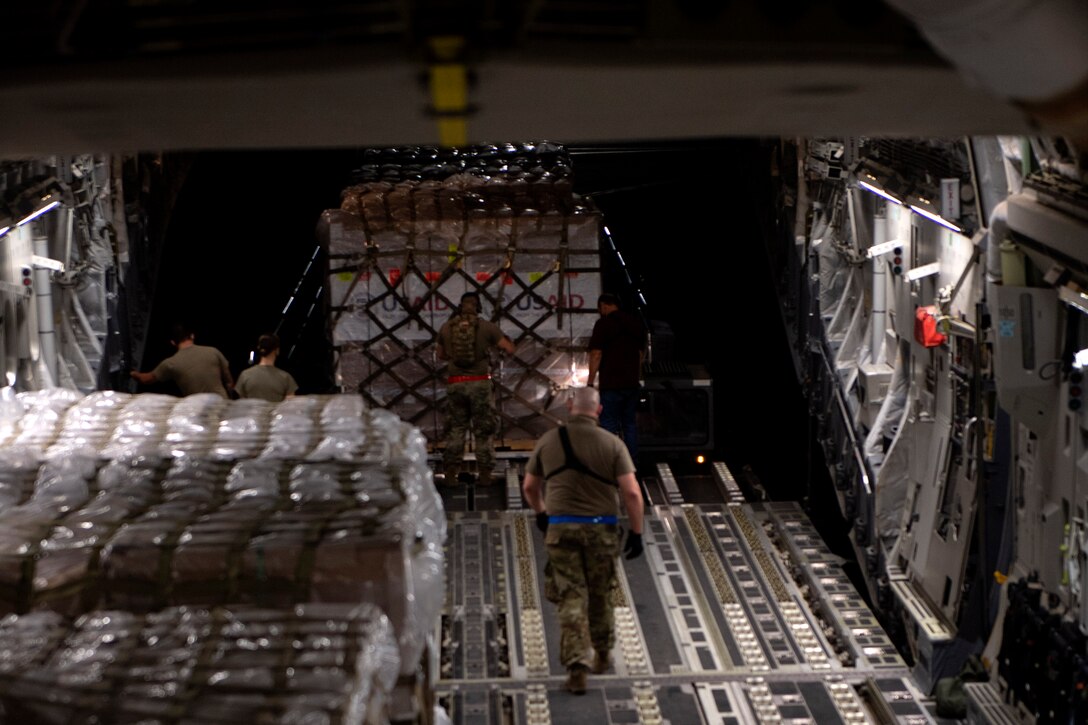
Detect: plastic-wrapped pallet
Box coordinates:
(0, 603, 400, 724)
(45, 391, 128, 460)
(10, 389, 81, 450)
(0, 387, 22, 448)
(0, 392, 445, 714)
(100, 393, 174, 460)
(0, 454, 96, 613)
(33, 465, 158, 615)
(162, 393, 229, 458)
(212, 397, 275, 461)
(261, 395, 320, 459)
(322, 142, 602, 446)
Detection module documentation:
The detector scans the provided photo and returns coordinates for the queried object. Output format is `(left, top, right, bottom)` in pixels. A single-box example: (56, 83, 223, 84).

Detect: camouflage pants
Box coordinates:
(545, 523, 621, 669)
(443, 380, 497, 471)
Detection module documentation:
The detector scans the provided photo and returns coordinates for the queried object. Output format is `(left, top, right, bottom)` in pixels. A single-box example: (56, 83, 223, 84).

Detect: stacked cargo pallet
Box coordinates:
(322, 142, 602, 446)
(0, 604, 399, 724)
(0, 389, 445, 723)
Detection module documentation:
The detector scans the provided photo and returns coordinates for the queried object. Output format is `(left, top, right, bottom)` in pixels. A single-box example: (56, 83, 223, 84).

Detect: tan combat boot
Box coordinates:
(591, 650, 612, 674)
(565, 664, 588, 695)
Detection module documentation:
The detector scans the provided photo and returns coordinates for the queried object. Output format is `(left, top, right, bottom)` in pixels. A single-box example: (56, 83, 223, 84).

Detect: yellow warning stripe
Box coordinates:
(428, 36, 468, 147)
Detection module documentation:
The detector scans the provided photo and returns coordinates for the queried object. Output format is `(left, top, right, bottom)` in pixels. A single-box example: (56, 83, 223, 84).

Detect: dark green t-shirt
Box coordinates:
(526, 414, 635, 517)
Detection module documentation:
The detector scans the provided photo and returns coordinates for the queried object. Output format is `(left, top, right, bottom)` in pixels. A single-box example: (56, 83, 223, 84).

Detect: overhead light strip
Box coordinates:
(16, 200, 61, 227)
(857, 171, 963, 233)
(858, 180, 903, 206)
(909, 204, 963, 233)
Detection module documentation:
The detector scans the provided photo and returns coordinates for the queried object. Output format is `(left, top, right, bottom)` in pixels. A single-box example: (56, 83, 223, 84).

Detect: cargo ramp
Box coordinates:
(433, 461, 943, 725)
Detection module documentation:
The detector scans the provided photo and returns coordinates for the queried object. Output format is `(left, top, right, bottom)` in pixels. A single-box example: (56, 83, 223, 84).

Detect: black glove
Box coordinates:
(623, 531, 643, 560)
(535, 511, 549, 534)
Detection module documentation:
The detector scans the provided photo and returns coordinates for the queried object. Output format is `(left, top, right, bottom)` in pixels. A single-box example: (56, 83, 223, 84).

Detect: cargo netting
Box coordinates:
(0, 389, 444, 694)
(322, 143, 602, 447)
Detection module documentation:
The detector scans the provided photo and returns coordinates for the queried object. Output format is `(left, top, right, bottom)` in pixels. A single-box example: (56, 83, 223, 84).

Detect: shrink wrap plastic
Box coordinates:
(46, 391, 127, 460)
(0, 446, 44, 508)
(11, 389, 81, 449)
(0, 387, 23, 448)
(0, 389, 444, 683)
(0, 603, 399, 724)
(322, 164, 602, 444)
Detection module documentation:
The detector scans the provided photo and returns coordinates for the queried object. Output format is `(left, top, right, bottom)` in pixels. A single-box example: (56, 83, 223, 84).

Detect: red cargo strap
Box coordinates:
(448, 374, 491, 384)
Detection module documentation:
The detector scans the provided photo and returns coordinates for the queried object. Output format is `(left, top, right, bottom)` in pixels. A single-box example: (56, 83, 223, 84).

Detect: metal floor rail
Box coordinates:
(437, 499, 936, 724)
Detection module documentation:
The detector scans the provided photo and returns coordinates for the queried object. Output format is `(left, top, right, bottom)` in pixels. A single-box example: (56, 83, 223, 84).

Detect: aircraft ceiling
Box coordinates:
(1, 1, 1031, 154)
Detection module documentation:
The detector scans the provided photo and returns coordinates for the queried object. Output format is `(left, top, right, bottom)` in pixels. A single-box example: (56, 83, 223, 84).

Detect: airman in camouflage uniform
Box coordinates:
(546, 524, 621, 666)
(436, 293, 515, 483)
(522, 387, 645, 695)
(443, 379, 498, 478)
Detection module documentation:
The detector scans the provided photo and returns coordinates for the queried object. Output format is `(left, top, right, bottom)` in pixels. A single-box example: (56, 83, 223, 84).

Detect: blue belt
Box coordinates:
(548, 515, 617, 525)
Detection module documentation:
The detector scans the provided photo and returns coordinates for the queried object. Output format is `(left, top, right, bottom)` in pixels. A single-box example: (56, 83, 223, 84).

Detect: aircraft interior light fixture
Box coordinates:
(905, 262, 941, 281)
(4, 175, 65, 224)
(858, 179, 904, 206)
(1058, 285, 1088, 316)
(16, 199, 61, 227)
(855, 159, 906, 205)
(909, 203, 963, 233)
(1074, 347, 1088, 369)
(0, 206, 12, 240)
(866, 240, 900, 258)
(857, 161, 962, 232)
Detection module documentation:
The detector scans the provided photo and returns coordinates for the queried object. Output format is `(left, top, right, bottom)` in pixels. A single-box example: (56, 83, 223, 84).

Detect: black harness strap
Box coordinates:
(544, 426, 616, 488)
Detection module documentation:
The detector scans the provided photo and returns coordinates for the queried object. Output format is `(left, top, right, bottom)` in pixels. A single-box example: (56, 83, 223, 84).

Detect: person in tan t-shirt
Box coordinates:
(131, 323, 234, 398)
(522, 387, 643, 695)
(237, 333, 298, 402)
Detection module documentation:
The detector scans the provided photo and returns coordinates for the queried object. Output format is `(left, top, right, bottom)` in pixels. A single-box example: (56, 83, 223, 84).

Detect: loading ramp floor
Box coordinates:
(434, 461, 939, 725)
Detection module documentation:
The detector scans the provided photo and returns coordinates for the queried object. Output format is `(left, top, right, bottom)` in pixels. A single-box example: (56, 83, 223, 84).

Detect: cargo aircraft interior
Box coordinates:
(0, 2, 1086, 724)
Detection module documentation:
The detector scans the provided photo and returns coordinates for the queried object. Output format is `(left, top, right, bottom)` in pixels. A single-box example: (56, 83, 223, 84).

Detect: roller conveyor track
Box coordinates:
(438, 493, 935, 724)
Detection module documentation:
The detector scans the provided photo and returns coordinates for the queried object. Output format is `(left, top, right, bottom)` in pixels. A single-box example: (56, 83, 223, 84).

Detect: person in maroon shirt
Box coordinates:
(586, 293, 646, 467)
